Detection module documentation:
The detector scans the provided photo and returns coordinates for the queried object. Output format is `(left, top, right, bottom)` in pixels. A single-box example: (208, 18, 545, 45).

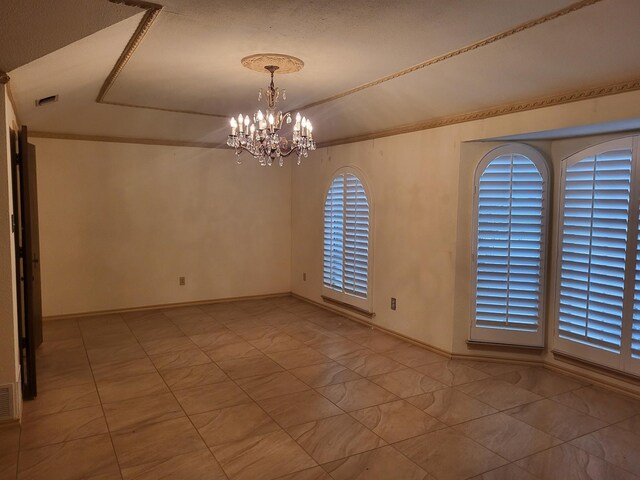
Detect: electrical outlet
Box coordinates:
(391, 297, 397, 310)
(303, 272, 307, 281)
(179, 276, 186, 286)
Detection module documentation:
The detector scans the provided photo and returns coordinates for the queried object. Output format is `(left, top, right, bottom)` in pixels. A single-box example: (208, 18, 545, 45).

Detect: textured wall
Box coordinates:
(33, 139, 292, 316)
(291, 89, 640, 354)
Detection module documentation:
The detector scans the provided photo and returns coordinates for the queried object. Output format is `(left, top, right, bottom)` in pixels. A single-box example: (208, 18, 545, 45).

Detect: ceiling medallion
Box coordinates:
(227, 55, 315, 166)
(241, 53, 304, 74)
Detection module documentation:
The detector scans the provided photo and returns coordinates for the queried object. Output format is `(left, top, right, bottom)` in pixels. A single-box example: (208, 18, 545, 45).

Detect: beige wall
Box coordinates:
(292, 132, 460, 352)
(291, 89, 640, 358)
(22, 88, 640, 395)
(0, 84, 21, 418)
(32, 139, 292, 317)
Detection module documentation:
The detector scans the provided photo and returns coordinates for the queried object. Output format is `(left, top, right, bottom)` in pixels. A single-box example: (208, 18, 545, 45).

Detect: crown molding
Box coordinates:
(1, 72, 22, 125)
(97, 0, 223, 117)
(97, 0, 163, 103)
(300, 0, 602, 111)
(96, 0, 603, 121)
(316, 78, 640, 148)
(29, 130, 225, 149)
(108, 0, 162, 9)
(6, 82, 21, 125)
(100, 99, 227, 117)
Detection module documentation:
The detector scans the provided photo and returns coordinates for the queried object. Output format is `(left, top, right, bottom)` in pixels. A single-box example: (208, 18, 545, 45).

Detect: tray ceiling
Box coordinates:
(0, 0, 136, 73)
(6, 0, 640, 147)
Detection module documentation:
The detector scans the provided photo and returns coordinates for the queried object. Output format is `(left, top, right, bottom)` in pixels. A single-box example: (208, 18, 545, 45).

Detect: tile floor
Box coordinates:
(2, 296, 640, 479)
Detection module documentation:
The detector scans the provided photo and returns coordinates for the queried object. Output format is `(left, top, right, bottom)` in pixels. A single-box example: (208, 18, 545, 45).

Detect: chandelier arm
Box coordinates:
(234, 145, 253, 156)
(227, 62, 314, 166)
(279, 149, 297, 158)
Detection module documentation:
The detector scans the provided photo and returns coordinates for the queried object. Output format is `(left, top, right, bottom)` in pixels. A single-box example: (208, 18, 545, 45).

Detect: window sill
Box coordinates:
(552, 349, 640, 384)
(466, 339, 544, 352)
(321, 295, 375, 319)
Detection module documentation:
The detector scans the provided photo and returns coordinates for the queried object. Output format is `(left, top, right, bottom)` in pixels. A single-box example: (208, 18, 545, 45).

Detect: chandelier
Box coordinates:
(227, 63, 315, 166)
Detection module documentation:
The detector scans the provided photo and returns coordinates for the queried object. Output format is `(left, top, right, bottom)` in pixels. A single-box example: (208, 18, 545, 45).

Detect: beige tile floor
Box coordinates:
(2, 296, 640, 479)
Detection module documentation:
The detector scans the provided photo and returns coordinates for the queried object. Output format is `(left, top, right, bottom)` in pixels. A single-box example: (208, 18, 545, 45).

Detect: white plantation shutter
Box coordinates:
(472, 146, 548, 346)
(323, 173, 370, 302)
(558, 148, 632, 354)
(344, 175, 369, 296)
(633, 207, 640, 360)
(323, 175, 345, 291)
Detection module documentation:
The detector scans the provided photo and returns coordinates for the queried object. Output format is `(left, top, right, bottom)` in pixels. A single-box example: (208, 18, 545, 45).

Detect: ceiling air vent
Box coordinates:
(35, 95, 58, 107)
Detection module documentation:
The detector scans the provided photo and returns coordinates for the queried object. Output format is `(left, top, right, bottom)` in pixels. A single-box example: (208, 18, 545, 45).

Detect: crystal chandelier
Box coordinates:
(227, 64, 315, 166)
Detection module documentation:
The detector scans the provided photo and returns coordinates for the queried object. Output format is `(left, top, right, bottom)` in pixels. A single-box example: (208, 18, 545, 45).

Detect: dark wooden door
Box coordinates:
(17, 126, 42, 399)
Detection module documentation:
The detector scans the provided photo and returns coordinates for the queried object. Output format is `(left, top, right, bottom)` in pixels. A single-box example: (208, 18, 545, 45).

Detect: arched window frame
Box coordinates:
(553, 136, 640, 376)
(322, 167, 374, 313)
(470, 144, 550, 347)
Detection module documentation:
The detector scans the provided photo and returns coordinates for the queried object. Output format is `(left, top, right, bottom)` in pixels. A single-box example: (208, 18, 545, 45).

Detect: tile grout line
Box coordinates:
(208, 306, 334, 477)
(264, 305, 435, 478)
(15, 320, 101, 474)
(31, 297, 640, 480)
(207, 304, 400, 478)
(218, 303, 640, 478)
(295, 310, 612, 479)
(286, 305, 464, 477)
(157, 304, 348, 478)
(122, 307, 231, 478)
(79, 313, 127, 480)
(82, 309, 217, 476)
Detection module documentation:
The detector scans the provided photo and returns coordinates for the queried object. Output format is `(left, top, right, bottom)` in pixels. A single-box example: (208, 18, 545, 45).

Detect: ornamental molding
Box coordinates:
(241, 54, 304, 74)
(91, 0, 634, 149)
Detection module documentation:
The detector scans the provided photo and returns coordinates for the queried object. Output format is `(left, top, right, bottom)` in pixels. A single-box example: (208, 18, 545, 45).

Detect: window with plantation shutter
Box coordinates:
(471, 145, 549, 347)
(323, 171, 370, 309)
(632, 207, 640, 360)
(558, 148, 631, 354)
(555, 136, 640, 375)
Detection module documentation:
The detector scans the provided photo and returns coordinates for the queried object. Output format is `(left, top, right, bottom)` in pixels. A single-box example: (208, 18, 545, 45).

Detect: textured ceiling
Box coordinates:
(6, 0, 640, 146)
(0, 0, 136, 72)
(107, 0, 579, 114)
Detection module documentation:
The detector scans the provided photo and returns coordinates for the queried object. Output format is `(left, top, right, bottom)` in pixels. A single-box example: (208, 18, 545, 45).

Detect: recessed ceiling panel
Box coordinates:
(9, 14, 222, 144)
(8, 0, 640, 147)
(105, 0, 579, 115)
(302, 0, 640, 143)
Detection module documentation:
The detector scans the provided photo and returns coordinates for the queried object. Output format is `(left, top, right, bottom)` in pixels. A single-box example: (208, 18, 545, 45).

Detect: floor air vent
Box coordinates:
(0, 384, 14, 421)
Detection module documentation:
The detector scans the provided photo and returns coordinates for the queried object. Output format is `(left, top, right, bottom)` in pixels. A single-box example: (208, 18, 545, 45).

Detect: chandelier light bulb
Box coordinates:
(227, 63, 316, 166)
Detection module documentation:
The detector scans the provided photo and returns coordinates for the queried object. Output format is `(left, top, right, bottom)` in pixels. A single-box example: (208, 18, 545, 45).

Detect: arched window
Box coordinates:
(471, 144, 549, 347)
(556, 137, 640, 375)
(323, 171, 370, 309)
